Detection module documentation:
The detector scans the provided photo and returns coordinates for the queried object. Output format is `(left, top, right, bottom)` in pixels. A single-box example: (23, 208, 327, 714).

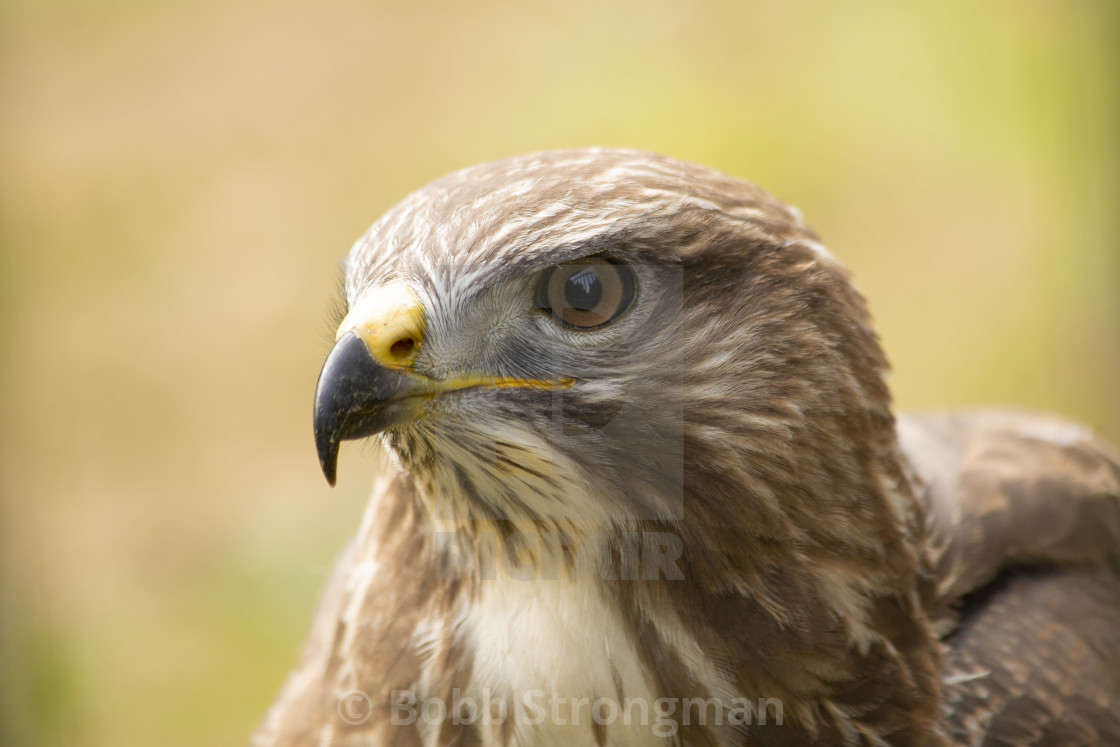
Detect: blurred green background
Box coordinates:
(1, 1, 1117, 745)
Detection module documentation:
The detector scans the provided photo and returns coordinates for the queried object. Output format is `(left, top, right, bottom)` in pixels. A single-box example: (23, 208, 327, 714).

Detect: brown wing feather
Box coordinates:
(899, 410, 1120, 744)
(941, 567, 1120, 746)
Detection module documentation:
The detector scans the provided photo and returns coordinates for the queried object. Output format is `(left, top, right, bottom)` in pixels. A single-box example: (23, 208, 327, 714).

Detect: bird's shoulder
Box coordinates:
(899, 409, 1120, 746)
(898, 408, 1120, 606)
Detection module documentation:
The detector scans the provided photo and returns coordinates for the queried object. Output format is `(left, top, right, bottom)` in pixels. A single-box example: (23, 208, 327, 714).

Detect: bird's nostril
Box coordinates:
(389, 337, 416, 360)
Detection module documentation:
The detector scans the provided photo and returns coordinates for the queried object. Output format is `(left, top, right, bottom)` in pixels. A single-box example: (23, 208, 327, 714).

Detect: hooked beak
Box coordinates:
(313, 332, 433, 486)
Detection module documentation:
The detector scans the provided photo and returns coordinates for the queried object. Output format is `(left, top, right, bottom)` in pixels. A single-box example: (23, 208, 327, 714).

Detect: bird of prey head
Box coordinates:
(259, 149, 1120, 747)
(315, 150, 897, 531)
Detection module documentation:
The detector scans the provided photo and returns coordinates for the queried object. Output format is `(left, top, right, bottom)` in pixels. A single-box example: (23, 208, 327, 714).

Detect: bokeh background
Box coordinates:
(1, 1, 1117, 745)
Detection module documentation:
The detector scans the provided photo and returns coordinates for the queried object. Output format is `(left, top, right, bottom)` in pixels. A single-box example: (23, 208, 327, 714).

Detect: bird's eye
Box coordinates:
(535, 257, 636, 329)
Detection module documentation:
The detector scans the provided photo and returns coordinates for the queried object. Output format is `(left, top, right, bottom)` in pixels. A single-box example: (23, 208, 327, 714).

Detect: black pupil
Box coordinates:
(564, 267, 602, 311)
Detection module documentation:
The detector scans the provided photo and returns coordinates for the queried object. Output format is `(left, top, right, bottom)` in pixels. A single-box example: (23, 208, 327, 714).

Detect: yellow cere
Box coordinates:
(337, 283, 427, 370)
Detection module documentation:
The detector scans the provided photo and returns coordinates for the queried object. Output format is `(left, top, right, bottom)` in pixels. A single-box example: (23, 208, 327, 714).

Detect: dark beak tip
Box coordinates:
(313, 419, 338, 485)
(318, 438, 339, 487)
(313, 332, 404, 487)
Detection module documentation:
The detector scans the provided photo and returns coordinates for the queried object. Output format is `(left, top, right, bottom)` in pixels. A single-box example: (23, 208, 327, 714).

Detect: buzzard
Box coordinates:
(253, 149, 1120, 746)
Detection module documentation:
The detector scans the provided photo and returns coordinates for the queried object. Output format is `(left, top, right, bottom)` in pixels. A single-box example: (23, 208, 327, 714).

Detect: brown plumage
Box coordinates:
(253, 149, 1120, 746)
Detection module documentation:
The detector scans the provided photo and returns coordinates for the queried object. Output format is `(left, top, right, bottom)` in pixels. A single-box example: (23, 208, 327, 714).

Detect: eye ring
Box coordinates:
(535, 257, 636, 330)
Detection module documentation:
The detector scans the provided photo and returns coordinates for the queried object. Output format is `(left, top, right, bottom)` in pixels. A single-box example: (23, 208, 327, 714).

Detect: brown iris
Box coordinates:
(536, 257, 636, 329)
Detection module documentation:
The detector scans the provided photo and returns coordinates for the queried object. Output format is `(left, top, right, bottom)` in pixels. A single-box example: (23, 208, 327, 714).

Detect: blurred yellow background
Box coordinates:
(1, 1, 1117, 745)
